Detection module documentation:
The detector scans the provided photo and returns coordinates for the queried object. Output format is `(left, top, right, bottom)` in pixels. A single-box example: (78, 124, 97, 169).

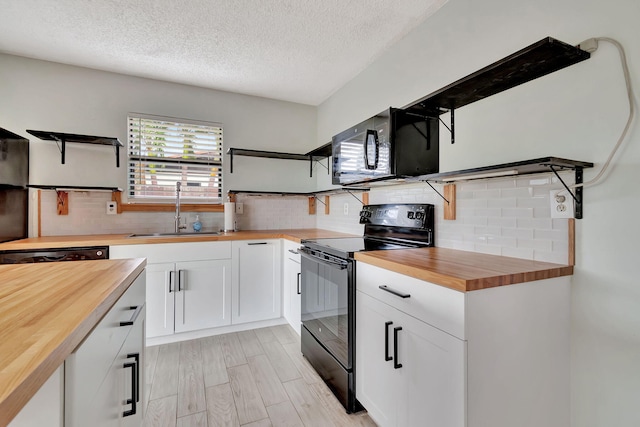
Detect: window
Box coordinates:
(127, 114, 223, 203)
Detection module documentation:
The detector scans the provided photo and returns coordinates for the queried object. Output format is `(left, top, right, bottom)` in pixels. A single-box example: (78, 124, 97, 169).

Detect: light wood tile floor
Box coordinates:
(144, 325, 377, 427)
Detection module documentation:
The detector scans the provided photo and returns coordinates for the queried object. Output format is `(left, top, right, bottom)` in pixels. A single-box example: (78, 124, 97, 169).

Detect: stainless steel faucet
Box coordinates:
(174, 182, 186, 233)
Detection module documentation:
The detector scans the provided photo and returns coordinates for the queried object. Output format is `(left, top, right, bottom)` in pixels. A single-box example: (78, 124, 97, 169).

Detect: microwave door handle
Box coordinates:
(364, 129, 379, 170)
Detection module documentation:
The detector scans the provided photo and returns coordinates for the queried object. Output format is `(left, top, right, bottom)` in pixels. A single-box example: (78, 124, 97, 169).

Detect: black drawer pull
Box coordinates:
(288, 249, 300, 254)
(120, 305, 143, 326)
(123, 358, 137, 416)
(394, 326, 403, 369)
(248, 242, 268, 245)
(385, 321, 393, 361)
(379, 285, 411, 299)
(127, 353, 140, 403)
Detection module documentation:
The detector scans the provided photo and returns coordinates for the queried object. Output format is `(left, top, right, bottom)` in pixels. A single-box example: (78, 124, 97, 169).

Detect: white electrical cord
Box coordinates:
(569, 37, 635, 190)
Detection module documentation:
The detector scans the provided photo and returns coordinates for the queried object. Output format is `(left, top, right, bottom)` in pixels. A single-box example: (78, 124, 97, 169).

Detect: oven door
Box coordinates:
(299, 247, 352, 369)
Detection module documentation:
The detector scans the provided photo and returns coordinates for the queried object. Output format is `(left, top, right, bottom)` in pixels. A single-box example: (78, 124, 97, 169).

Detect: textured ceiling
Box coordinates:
(0, 0, 447, 105)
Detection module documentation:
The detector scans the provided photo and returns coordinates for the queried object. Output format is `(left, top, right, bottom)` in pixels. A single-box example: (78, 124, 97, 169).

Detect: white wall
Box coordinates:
(0, 54, 318, 195)
(317, 0, 640, 425)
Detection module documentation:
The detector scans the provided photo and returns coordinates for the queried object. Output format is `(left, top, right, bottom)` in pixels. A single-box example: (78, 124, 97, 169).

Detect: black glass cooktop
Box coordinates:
(302, 237, 422, 259)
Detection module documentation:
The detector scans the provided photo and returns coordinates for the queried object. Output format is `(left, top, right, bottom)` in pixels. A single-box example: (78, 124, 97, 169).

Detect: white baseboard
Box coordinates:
(146, 317, 289, 347)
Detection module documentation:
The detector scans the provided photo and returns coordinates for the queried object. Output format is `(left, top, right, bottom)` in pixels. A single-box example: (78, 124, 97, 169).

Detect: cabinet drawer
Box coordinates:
(110, 241, 232, 263)
(65, 272, 145, 416)
(357, 262, 465, 339)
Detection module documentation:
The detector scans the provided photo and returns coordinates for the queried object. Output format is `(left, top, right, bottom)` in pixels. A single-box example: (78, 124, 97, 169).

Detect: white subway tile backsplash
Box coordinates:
(501, 247, 535, 260)
(501, 207, 534, 218)
(517, 238, 553, 252)
(487, 197, 517, 208)
(38, 173, 572, 265)
(502, 227, 534, 240)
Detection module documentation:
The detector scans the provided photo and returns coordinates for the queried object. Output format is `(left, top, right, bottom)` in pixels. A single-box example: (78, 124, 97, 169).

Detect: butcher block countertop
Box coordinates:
(0, 258, 146, 426)
(0, 229, 356, 251)
(354, 247, 573, 292)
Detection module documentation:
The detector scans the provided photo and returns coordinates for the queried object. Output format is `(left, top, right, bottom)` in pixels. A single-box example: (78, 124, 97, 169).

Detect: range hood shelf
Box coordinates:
(404, 37, 591, 144)
(26, 130, 123, 167)
(227, 143, 331, 177)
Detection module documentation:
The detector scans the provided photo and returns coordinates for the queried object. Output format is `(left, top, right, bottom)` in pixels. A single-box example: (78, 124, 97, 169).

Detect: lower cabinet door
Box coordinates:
(232, 240, 281, 324)
(356, 291, 398, 427)
(356, 291, 466, 427)
(395, 308, 466, 427)
(174, 259, 232, 333)
(146, 263, 175, 338)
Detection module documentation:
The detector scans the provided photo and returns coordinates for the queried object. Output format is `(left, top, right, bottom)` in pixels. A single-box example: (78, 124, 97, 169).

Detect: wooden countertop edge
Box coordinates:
(354, 252, 574, 292)
(0, 259, 147, 427)
(0, 229, 356, 250)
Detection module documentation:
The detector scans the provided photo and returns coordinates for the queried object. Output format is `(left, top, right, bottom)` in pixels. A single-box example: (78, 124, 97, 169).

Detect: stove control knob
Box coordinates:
(407, 211, 415, 219)
(415, 212, 424, 220)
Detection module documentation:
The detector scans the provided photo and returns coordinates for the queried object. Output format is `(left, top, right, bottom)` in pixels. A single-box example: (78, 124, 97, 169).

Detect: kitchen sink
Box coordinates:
(126, 231, 221, 238)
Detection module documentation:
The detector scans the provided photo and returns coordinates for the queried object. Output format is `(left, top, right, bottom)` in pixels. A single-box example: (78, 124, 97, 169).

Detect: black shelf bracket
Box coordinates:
(424, 180, 450, 205)
(437, 111, 455, 144)
(548, 165, 584, 219)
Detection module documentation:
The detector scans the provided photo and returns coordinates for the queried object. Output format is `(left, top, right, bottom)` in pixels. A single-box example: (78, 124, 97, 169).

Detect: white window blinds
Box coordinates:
(127, 114, 223, 202)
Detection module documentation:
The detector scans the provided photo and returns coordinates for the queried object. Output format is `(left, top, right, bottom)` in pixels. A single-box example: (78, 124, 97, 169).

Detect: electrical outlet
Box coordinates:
(106, 201, 117, 215)
(550, 190, 574, 218)
(343, 203, 349, 216)
(235, 203, 243, 214)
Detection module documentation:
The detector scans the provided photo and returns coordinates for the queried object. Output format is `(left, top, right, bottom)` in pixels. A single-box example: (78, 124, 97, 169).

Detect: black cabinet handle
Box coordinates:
(394, 326, 403, 369)
(127, 353, 140, 403)
(385, 321, 393, 361)
(288, 249, 300, 254)
(379, 285, 411, 299)
(178, 269, 185, 292)
(296, 272, 301, 295)
(123, 357, 137, 416)
(120, 305, 143, 326)
(248, 242, 267, 245)
(169, 270, 175, 293)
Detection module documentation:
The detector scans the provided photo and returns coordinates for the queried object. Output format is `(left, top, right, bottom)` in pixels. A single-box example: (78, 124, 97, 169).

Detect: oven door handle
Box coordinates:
(299, 248, 348, 270)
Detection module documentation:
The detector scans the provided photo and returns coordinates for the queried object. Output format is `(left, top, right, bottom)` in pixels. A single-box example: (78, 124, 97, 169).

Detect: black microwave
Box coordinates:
(331, 108, 439, 185)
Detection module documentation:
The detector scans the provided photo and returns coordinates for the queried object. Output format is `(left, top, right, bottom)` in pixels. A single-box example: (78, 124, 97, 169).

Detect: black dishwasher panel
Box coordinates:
(0, 246, 109, 264)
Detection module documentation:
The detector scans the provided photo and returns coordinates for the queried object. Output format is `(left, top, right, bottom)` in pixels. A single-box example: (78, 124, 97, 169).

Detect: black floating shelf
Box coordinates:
(420, 157, 593, 183)
(28, 185, 122, 192)
(420, 157, 593, 219)
(226, 146, 331, 177)
(0, 128, 28, 140)
(228, 187, 369, 197)
(405, 37, 590, 116)
(305, 142, 332, 158)
(26, 129, 123, 167)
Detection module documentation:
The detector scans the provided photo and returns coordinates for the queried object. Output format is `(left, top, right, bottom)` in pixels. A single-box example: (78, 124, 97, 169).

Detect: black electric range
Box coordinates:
(299, 203, 435, 413)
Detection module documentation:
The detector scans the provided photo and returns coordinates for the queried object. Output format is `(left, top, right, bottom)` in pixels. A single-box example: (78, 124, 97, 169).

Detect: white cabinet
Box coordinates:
(357, 291, 465, 427)
(232, 240, 282, 324)
(65, 271, 146, 427)
(282, 240, 302, 335)
(356, 262, 571, 427)
(110, 242, 232, 339)
(9, 367, 64, 427)
(145, 259, 232, 337)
